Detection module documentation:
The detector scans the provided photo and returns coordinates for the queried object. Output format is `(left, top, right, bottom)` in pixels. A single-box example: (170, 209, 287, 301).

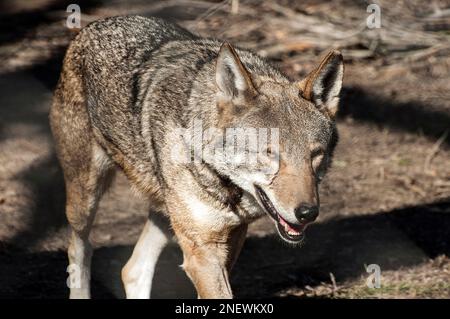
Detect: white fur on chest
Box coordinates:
(181, 192, 240, 230)
(181, 189, 265, 232)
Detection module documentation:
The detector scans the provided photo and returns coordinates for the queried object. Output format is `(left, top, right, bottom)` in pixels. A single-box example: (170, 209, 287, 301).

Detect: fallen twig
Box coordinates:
(424, 130, 449, 172)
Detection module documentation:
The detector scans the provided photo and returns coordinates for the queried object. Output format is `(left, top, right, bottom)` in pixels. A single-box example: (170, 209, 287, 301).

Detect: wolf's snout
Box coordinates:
(294, 204, 319, 223)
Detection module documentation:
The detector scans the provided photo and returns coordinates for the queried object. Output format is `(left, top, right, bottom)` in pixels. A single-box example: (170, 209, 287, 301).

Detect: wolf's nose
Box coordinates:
(294, 204, 319, 223)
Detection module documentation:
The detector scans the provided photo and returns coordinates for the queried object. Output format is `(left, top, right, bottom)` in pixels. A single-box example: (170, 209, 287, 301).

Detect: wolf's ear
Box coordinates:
(216, 42, 256, 101)
(298, 50, 344, 119)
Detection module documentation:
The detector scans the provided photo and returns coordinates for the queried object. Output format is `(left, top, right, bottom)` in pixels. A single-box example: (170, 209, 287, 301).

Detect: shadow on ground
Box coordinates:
(0, 199, 448, 298)
(340, 86, 450, 146)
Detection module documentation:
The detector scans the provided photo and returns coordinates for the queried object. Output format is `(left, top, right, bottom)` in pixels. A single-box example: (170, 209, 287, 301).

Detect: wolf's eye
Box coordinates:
(311, 148, 325, 173)
(312, 154, 324, 170)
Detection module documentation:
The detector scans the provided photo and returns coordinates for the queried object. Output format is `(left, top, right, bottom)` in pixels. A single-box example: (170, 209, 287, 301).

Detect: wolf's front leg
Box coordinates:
(173, 223, 247, 299)
(122, 213, 172, 299)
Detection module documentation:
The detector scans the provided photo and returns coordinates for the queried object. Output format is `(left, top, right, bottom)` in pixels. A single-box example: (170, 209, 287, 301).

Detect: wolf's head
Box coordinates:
(210, 43, 343, 245)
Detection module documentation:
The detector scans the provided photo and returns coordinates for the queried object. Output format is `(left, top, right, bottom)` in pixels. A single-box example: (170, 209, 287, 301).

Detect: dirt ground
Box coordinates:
(0, 0, 449, 298)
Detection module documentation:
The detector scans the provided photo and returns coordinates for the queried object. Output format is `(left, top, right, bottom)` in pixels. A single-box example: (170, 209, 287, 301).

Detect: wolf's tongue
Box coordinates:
(278, 215, 301, 235)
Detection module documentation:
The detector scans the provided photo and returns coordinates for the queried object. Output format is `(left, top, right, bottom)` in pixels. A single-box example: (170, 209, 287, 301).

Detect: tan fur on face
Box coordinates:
(270, 159, 318, 212)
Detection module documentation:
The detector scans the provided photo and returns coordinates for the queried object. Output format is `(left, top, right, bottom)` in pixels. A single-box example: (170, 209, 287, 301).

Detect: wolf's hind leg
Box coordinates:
(122, 213, 172, 299)
(50, 45, 116, 298)
(51, 94, 115, 299)
(65, 145, 115, 299)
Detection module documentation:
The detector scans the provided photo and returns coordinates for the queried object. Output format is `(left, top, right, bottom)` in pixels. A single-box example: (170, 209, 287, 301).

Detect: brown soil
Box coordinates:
(0, 0, 449, 298)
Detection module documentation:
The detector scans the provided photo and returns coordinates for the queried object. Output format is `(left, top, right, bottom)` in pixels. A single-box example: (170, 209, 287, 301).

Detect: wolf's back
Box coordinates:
(72, 15, 195, 110)
(58, 16, 195, 151)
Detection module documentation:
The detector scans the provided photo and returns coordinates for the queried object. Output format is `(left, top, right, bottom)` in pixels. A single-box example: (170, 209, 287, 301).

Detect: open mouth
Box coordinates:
(254, 185, 306, 244)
